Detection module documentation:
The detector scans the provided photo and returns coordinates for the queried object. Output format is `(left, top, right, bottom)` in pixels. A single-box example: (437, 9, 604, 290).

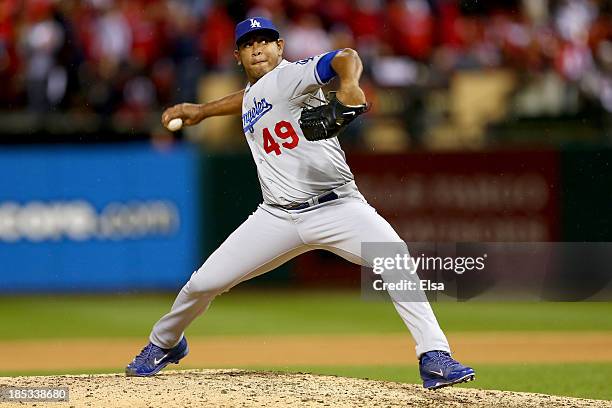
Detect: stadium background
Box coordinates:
(1, 0, 611, 401)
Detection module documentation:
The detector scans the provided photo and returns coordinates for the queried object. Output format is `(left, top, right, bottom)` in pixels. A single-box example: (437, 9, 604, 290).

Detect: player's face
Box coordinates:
(235, 34, 284, 83)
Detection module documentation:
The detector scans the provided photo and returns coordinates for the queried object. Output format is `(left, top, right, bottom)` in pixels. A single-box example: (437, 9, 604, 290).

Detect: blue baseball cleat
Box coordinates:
(125, 337, 189, 377)
(419, 350, 475, 390)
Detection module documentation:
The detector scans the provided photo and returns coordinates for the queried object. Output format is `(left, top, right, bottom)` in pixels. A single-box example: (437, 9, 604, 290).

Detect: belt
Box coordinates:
(285, 191, 339, 210)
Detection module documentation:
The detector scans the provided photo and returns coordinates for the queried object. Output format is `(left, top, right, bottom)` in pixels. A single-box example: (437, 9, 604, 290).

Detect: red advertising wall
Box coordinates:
(294, 150, 560, 286)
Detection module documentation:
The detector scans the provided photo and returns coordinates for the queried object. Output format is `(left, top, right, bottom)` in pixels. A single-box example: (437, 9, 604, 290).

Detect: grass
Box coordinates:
(1, 363, 610, 401)
(0, 290, 611, 339)
(0, 291, 609, 400)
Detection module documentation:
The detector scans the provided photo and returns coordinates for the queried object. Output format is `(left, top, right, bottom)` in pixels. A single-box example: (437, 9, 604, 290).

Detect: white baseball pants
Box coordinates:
(150, 183, 450, 357)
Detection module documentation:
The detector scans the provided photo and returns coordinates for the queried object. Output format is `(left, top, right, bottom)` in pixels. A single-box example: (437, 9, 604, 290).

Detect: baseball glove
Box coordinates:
(299, 92, 369, 141)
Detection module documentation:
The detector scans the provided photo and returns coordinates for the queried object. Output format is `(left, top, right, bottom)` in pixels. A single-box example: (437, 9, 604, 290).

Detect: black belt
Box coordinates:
(286, 191, 339, 210)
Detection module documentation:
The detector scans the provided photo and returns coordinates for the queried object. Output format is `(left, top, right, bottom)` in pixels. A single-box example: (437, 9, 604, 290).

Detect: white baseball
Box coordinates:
(167, 118, 183, 132)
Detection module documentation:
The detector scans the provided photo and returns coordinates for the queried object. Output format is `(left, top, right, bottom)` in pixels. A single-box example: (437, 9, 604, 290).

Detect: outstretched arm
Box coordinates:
(330, 49, 366, 106)
(161, 89, 245, 128)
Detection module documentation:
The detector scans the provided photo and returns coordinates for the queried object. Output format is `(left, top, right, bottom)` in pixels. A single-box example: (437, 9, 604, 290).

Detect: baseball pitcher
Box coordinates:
(126, 17, 475, 390)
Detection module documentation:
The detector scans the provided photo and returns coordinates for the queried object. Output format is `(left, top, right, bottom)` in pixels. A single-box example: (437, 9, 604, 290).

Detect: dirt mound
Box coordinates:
(1, 369, 609, 408)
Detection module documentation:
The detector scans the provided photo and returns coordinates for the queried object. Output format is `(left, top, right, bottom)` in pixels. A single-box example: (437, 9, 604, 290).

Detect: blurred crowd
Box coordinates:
(0, 0, 611, 145)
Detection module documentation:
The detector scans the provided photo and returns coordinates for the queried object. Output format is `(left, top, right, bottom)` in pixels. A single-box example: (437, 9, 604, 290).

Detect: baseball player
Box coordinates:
(126, 17, 475, 390)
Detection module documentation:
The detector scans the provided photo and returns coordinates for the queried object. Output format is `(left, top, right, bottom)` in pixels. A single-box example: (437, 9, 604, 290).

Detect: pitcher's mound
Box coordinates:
(1, 369, 609, 407)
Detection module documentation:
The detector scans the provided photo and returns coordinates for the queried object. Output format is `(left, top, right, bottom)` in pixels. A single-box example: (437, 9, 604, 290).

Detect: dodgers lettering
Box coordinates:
(242, 97, 273, 133)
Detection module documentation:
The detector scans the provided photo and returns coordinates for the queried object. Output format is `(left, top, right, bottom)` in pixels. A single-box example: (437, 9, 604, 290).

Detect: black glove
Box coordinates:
(299, 92, 369, 141)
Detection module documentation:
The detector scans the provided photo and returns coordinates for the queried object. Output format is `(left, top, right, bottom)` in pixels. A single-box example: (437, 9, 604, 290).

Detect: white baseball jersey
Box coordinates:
(241, 55, 354, 206)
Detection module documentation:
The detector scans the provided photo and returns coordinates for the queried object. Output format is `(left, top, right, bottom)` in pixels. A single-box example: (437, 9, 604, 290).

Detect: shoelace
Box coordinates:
(132, 343, 156, 365)
(428, 351, 459, 369)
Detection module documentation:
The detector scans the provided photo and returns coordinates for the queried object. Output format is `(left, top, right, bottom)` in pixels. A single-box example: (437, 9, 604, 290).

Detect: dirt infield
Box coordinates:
(2, 332, 612, 372)
(1, 369, 610, 408)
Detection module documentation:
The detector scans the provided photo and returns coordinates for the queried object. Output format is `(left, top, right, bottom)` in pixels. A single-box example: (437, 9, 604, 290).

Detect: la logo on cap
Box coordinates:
(250, 18, 261, 28)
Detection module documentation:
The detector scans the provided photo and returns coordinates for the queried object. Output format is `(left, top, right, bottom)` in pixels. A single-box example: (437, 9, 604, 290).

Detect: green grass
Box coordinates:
(0, 290, 611, 339)
(1, 363, 610, 401)
(1, 292, 610, 400)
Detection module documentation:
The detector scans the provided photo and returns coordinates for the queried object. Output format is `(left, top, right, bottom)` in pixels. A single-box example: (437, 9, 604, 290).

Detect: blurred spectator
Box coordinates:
(165, 0, 201, 103)
(90, 1, 131, 67)
(284, 14, 331, 61)
(0, 0, 21, 106)
(21, 0, 66, 112)
(386, 0, 434, 61)
(199, 4, 234, 69)
(350, 0, 384, 51)
(0, 0, 610, 147)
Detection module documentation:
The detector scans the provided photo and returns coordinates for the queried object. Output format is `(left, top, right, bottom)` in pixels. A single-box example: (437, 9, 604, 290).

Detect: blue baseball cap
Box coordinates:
(235, 17, 280, 47)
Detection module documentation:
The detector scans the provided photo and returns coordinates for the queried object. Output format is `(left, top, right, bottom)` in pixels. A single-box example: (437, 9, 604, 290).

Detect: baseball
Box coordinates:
(167, 118, 183, 132)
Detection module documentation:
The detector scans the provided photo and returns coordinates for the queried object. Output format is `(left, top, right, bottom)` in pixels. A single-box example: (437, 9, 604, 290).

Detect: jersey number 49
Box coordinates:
(262, 121, 299, 155)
